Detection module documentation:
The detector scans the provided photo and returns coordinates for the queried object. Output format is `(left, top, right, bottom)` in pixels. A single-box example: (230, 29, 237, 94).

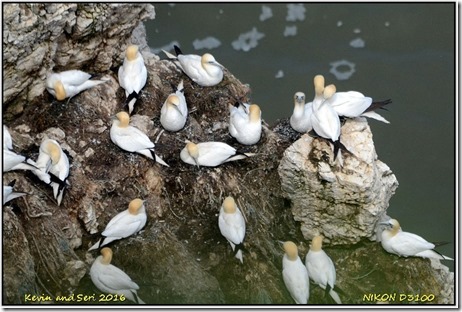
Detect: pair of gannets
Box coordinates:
(46, 70, 108, 101)
(3, 180, 27, 205)
(110, 111, 169, 167)
(380, 218, 453, 261)
(89, 198, 147, 251)
(180, 141, 255, 167)
(90, 247, 145, 304)
(35, 139, 70, 206)
(163, 45, 224, 87)
(218, 196, 246, 263)
(229, 102, 262, 145)
(119, 45, 147, 115)
(160, 80, 188, 132)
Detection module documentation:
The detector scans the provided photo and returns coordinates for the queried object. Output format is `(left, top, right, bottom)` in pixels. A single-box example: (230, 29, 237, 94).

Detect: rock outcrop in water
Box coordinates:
(2, 3, 454, 305)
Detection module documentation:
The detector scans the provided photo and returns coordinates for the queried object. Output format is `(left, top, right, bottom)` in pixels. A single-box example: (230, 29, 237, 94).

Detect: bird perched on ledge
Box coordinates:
(282, 241, 310, 304)
(180, 141, 254, 167)
(379, 218, 453, 261)
(163, 45, 224, 87)
(290, 92, 313, 133)
(46, 70, 108, 101)
(218, 196, 246, 263)
(118, 44, 148, 115)
(229, 102, 262, 145)
(160, 80, 188, 132)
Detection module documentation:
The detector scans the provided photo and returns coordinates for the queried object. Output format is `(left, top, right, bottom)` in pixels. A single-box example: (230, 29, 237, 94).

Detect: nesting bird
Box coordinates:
(305, 236, 342, 304)
(3, 180, 27, 205)
(110, 111, 169, 167)
(118, 44, 148, 115)
(380, 218, 453, 261)
(160, 80, 188, 132)
(290, 92, 313, 133)
(218, 196, 246, 263)
(35, 139, 70, 206)
(88, 198, 147, 251)
(163, 45, 224, 87)
(180, 141, 255, 167)
(282, 241, 310, 304)
(46, 70, 107, 101)
(228, 102, 262, 145)
(90, 247, 145, 304)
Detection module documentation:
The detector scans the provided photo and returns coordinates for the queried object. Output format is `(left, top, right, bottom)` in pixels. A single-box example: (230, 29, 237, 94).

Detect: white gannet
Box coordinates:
(310, 76, 343, 162)
(327, 90, 391, 123)
(3, 180, 27, 205)
(110, 111, 169, 167)
(218, 196, 246, 263)
(160, 80, 188, 132)
(305, 236, 341, 304)
(4, 125, 13, 150)
(290, 92, 313, 133)
(46, 69, 107, 101)
(118, 45, 148, 115)
(180, 141, 255, 167)
(229, 103, 262, 145)
(35, 139, 70, 206)
(88, 198, 147, 251)
(282, 241, 310, 304)
(163, 45, 224, 87)
(90, 247, 146, 304)
(379, 218, 453, 261)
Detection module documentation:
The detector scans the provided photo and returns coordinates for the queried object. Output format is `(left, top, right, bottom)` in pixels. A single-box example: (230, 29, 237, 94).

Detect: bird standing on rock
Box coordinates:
(88, 198, 147, 251)
(160, 80, 188, 132)
(90, 247, 146, 304)
(380, 218, 453, 261)
(118, 44, 148, 115)
(110, 111, 169, 167)
(46, 70, 108, 102)
(218, 196, 246, 263)
(305, 235, 342, 304)
(229, 102, 262, 145)
(282, 241, 310, 304)
(163, 45, 224, 87)
(180, 141, 254, 167)
(290, 92, 313, 133)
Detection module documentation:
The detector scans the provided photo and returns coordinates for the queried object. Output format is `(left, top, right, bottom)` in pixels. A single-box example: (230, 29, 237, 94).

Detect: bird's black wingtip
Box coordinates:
(174, 45, 183, 56)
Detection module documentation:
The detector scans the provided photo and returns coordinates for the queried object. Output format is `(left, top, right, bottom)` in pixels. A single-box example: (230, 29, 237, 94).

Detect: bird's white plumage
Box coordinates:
(88, 199, 147, 251)
(290, 92, 313, 133)
(160, 80, 188, 132)
(229, 103, 262, 145)
(46, 70, 107, 101)
(180, 141, 253, 167)
(311, 85, 341, 142)
(163, 48, 223, 87)
(110, 112, 169, 167)
(3, 149, 35, 172)
(218, 197, 246, 263)
(3, 125, 13, 150)
(90, 248, 145, 304)
(118, 45, 147, 114)
(3, 184, 26, 205)
(305, 236, 341, 304)
(282, 241, 309, 304)
(380, 218, 453, 260)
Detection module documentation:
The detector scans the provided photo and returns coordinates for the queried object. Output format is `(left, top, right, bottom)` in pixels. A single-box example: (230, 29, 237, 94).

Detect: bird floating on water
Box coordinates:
(180, 141, 254, 167)
(229, 102, 262, 145)
(3, 180, 27, 205)
(379, 218, 453, 261)
(163, 45, 224, 87)
(35, 139, 70, 206)
(160, 80, 188, 132)
(46, 69, 108, 101)
(305, 235, 342, 304)
(218, 196, 246, 263)
(118, 45, 148, 115)
(89, 198, 147, 251)
(110, 111, 169, 167)
(290, 92, 313, 133)
(282, 241, 310, 304)
(90, 247, 146, 304)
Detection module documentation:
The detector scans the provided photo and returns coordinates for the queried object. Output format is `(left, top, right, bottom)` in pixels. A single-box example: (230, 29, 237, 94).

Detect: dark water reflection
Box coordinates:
(145, 3, 455, 272)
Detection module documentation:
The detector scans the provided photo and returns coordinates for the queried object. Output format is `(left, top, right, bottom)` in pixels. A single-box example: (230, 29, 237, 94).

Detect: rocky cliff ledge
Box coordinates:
(2, 3, 454, 305)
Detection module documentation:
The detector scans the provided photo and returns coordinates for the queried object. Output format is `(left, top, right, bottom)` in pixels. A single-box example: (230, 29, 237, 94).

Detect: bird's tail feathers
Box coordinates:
(174, 45, 183, 56)
(361, 111, 390, 124)
(162, 49, 177, 60)
(365, 99, 392, 112)
(88, 238, 102, 251)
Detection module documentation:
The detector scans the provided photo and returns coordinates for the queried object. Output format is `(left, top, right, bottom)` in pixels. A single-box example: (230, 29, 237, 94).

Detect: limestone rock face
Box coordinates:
(2, 3, 155, 112)
(278, 118, 399, 245)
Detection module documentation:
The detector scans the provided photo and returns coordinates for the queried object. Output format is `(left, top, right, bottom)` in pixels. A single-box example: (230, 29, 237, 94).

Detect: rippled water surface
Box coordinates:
(145, 3, 455, 270)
